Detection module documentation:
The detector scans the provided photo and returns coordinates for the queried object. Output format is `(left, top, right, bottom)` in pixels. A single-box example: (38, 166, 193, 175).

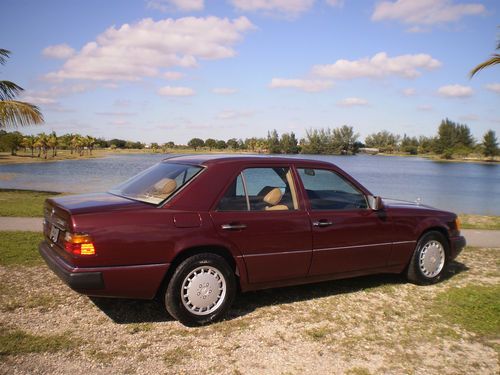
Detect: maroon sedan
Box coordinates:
(39, 155, 465, 325)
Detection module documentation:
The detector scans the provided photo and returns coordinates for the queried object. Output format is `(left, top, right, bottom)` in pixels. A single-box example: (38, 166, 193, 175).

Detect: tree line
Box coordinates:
(0, 131, 98, 158)
(0, 118, 498, 160)
(185, 119, 498, 159)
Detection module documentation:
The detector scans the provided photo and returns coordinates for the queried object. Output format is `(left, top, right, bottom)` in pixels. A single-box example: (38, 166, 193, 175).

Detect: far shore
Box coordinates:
(0, 149, 498, 166)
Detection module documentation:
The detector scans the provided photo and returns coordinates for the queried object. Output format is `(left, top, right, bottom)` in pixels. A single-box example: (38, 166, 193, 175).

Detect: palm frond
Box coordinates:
(0, 100, 44, 128)
(0, 80, 24, 100)
(469, 54, 500, 78)
(0, 49, 11, 65)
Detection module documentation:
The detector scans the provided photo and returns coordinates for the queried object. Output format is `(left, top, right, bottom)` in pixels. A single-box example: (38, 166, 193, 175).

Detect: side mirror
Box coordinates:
(367, 195, 384, 211)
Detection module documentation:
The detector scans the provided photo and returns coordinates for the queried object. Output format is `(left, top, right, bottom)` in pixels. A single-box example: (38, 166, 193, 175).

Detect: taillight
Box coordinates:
(64, 232, 96, 256)
(455, 217, 461, 232)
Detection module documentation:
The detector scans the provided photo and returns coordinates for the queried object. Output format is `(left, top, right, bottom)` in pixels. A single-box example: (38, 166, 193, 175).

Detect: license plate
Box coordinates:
(49, 225, 60, 243)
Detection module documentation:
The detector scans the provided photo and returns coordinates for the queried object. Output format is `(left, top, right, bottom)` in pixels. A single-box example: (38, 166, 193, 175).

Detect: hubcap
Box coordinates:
(418, 240, 445, 278)
(181, 266, 226, 316)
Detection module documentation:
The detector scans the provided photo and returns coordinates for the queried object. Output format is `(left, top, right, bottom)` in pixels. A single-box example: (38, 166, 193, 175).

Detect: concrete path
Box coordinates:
(0, 217, 43, 232)
(461, 229, 500, 248)
(0, 217, 499, 247)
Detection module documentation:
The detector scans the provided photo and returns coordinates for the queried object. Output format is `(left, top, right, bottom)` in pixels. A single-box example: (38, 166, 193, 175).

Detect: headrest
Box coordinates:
(263, 187, 283, 206)
(156, 178, 177, 195)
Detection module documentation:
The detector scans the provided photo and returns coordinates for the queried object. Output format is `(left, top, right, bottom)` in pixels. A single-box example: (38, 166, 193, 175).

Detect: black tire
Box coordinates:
(164, 253, 236, 326)
(407, 231, 449, 285)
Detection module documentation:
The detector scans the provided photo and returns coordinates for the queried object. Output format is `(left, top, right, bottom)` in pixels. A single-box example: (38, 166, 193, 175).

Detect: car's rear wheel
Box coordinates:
(164, 253, 236, 326)
(407, 231, 448, 285)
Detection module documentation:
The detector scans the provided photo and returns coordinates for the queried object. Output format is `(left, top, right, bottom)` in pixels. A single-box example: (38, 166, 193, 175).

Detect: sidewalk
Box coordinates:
(0, 217, 498, 247)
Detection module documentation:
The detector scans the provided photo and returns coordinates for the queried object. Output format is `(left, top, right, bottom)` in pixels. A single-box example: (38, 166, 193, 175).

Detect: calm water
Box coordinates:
(0, 153, 499, 215)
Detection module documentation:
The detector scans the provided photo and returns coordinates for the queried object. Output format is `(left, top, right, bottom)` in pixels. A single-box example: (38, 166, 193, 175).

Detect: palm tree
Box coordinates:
(470, 38, 500, 77)
(21, 135, 36, 157)
(85, 135, 96, 155)
(47, 131, 58, 157)
(35, 133, 49, 159)
(0, 49, 44, 128)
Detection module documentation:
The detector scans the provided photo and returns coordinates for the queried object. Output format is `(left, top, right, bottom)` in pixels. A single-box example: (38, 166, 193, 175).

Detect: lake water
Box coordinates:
(0, 153, 499, 215)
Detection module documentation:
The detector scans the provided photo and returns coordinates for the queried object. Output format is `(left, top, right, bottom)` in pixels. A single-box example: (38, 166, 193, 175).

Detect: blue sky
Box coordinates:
(1, 0, 499, 144)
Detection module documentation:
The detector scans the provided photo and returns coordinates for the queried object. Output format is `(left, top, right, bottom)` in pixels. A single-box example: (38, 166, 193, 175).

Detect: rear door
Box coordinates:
(210, 166, 312, 284)
(296, 167, 393, 276)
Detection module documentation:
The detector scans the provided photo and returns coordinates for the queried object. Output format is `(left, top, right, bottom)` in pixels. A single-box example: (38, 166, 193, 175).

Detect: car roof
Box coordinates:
(162, 154, 335, 167)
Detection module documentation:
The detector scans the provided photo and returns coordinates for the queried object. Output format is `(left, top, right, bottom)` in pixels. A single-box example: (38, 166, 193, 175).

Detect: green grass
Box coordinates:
(163, 346, 191, 366)
(0, 327, 77, 356)
(434, 285, 500, 338)
(459, 214, 500, 230)
(0, 189, 61, 217)
(0, 231, 44, 266)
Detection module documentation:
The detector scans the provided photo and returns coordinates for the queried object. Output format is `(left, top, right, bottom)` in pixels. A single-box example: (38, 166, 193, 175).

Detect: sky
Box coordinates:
(1, 0, 499, 144)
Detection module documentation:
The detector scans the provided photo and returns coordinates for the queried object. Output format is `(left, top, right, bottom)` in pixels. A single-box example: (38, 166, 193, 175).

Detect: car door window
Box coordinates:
(217, 167, 298, 211)
(298, 168, 367, 210)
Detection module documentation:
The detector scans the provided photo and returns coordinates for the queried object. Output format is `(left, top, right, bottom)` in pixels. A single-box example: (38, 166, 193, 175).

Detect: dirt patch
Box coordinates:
(0, 247, 498, 374)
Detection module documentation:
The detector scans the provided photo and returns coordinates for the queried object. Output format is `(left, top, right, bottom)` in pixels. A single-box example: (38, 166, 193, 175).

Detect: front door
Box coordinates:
(296, 167, 393, 276)
(210, 166, 312, 284)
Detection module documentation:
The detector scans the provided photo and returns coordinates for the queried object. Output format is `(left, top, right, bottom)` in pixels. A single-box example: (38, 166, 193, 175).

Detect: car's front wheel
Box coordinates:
(164, 253, 236, 326)
(407, 231, 449, 285)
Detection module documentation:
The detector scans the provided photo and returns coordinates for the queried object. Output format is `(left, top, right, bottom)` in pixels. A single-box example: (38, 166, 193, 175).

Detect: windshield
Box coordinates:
(109, 162, 203, 205)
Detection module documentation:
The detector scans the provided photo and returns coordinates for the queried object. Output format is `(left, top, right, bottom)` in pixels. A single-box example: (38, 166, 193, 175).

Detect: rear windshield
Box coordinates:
(109, 162, 203, 205)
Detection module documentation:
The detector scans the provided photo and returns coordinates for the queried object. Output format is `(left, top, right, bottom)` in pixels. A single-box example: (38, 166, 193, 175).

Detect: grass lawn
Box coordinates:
(0, 231, 44, 266)
(0, 327, 77, 356)
(459, 214, 500, 230)
(0, 189, 61, 217)
(434, 284, 500, 339)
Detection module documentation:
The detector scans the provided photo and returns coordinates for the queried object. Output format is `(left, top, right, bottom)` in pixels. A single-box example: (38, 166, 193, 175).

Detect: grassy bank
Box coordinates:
(460, 215, 500, 230)
(0, 189, 62, 217)
(0, 231, 44, 266)
(376, 152, 499, 164)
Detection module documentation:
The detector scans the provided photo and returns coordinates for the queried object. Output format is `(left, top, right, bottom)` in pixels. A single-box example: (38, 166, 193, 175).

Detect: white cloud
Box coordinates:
(485, 83, 500, 94)
(163, 71, 185, 80)
(229, 0, 314, 18)
(109, 119, 131, 126)
(326, 0, 344, 7)
(437, 84, 473, 98)
(21, 95, 58, 105)
(158, 85, 195, 96)
(45, 16, 254, 82)
(372, 0, 485, 31)
(216, 110, 254, 119)
(338, 97, 368, 107)
(20, 83, 95, 106)
(459, 114, 480, 122)
(212, 87, 238, 95)
(417, 104, 433, 111)
(95, 111, 136, 116)
(269, 78, 333, 92)
(42, 44, 76, 59)
(147, 0, 204, 12)
(402, 88, 416, 96)
(312, 52, 441, 79)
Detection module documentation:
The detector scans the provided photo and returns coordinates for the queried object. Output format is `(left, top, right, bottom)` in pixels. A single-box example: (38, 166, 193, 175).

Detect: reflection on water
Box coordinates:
(0, 153, 499, 215)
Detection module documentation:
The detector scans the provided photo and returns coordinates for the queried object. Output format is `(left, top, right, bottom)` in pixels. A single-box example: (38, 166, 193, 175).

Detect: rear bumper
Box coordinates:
(39, 241, 170, 299)
(449, 235, 466, 260)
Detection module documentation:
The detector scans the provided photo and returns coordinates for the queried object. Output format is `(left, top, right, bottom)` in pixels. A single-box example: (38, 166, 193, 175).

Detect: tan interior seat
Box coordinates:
(151, 178, 177, 197)
(263, 188, 289, 211)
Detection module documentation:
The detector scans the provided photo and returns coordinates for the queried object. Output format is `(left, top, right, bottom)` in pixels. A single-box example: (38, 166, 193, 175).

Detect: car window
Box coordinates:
(298, 168, 367, 210)
(109, 162, 202, 205)
(217, 167, 298, 211)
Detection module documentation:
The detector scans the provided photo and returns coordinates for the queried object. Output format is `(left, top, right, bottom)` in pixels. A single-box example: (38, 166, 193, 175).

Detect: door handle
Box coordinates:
(312, 220, 333, 227)
(221, 223, 247, 230)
